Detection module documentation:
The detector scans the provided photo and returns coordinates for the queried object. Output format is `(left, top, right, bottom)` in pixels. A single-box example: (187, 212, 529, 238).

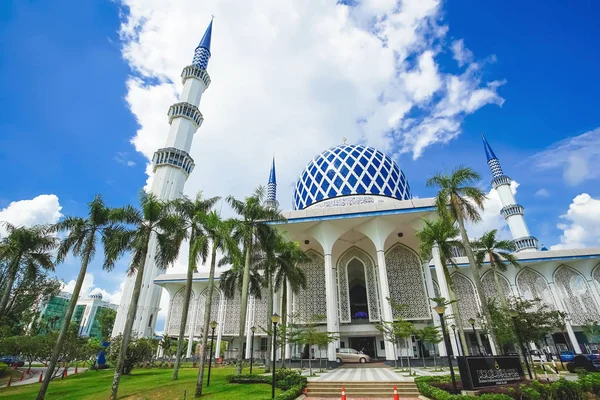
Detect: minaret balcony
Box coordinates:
(152, 147, 195, 176)
(181, 65, 211, 88)
(167, 102, 203, 128)
(492, 175, 511, 189)
(500, 204, 524, 219)
(513, 236, 539, 252)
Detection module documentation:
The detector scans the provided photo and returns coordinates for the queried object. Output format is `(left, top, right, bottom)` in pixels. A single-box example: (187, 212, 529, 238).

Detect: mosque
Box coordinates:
(114, 20, 600, 363)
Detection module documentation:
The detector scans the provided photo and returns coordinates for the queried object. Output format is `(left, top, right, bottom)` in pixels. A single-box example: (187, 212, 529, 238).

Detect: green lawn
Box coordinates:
(0, 367, 281, 399)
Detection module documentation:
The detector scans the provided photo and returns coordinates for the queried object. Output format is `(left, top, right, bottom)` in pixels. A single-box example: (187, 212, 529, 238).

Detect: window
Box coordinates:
(260, 338, 268, 352)
(340, 341, 345, 349)
(148, 314, 153, 328)
(380, 341, 385, 350)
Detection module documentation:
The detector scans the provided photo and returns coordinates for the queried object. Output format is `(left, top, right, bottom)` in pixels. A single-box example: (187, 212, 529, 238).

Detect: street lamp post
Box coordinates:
(250, 326, 256, 374)
(468, 318, 482, 355)
(509, 312, 533, 379)
(450, 324, 461, 356)
(271, 313, 280, 399)
(434, 305, 457, 394)
(207, 321, 217, 387)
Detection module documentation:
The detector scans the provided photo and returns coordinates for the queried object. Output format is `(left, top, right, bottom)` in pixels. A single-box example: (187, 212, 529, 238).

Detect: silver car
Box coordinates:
(336, 348, 371, 363)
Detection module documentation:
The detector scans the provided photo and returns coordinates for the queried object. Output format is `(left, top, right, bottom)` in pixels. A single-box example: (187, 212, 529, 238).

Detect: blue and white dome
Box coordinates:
(293, 144, 412, 210)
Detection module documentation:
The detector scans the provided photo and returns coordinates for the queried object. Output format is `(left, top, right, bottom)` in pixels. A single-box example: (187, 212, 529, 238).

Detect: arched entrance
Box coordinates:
(348, 259, 368, 320)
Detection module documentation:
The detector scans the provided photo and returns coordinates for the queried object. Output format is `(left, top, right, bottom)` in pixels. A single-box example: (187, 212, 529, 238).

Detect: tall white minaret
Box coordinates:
(482, 134, 538, 252)
(113, 20, 214, 338)
(264, 157, 279, 209)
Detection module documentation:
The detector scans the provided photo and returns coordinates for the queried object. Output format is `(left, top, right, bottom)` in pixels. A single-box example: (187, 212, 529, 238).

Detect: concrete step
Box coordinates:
(305, 382, 420, 398)
(308, 381, 415, 386)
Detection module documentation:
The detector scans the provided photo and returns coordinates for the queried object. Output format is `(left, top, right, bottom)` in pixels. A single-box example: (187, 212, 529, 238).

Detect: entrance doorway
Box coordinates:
(350, 337, 376, 358)
(348, 259, 368, 320)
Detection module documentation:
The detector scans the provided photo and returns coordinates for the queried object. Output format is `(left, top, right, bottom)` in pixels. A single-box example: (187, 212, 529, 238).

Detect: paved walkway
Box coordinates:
(6, 367, 87, 387)
(308, 367, 413, 382)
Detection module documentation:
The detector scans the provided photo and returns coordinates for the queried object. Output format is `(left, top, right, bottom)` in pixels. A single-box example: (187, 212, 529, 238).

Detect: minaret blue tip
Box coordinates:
(269, 157, 276, 185)
(481, 133, 497, 162)
(198, 19, 213, 53)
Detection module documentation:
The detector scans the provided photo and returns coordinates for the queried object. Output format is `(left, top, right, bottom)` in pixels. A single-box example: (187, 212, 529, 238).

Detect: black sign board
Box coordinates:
(456, 356, 525, 390)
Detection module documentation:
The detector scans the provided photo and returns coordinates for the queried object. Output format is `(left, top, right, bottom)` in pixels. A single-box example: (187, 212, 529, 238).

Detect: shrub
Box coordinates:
(106, 335, 155, 375)
(227, 370, 307, 400)
(0, 362, 7, 374)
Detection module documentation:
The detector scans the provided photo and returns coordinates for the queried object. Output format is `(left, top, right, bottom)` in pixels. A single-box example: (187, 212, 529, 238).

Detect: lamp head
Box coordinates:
(271, 313, 280, 325)
(210, 320, 218, 329)
(451, 324, 456, 330)
(251, 326, 256, 333)
(468, 318, 476, 326)
(433, 305, 446, 315)
(508, 310, 518, 318)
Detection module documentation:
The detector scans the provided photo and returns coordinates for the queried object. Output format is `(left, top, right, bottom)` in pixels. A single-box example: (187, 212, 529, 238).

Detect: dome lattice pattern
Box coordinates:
(293, 144, 411, 210)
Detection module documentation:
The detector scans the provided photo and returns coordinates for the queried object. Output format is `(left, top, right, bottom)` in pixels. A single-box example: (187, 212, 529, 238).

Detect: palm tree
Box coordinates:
(37, 195, 117, 400)
(0, 223, 56, 318)
(426, 166, 499, 352)
(226, 187, 282, 374)
(472, 229, 520, 308)
(272, 238, 308, 366)
(108, 193, 186, 400)
(194, 211, 237, 397)
(416, 217, 470, 356)
(170, 194, 220, 380)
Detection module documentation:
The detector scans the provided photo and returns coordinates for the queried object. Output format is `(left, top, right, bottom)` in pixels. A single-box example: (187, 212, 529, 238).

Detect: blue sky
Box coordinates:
(1, 0, 599, 328)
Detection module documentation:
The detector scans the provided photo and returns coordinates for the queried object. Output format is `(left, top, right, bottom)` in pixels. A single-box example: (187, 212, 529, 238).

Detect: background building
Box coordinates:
(36, 292, 118, 339)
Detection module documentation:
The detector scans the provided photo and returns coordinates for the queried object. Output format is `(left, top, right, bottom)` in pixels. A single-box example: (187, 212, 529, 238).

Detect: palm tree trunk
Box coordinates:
(264, 269, 273, 373)
(279, 280, 288, 368)
(492, 269, 508, 309)
(173, 247, 196, 380)
(110, 247, 148, 400)
(443, 267, 469, 356)
(36, 237, 93, 400)
(0, 258, 20, 317)
(455, 216, 500, 354)
(236, 235, 253, 374)
(195, 242, 217, 397)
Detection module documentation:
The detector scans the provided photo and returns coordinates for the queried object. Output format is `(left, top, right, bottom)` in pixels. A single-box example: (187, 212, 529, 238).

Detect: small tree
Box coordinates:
(582, 320, 600, 350)
(107, 335, 155, 375)
(296, 315, 337, 376)
(376, 300, 414, 370)
(96, 308, 117, 341)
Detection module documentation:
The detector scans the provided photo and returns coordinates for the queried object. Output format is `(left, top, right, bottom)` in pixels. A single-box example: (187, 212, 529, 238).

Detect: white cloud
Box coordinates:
(117, 0, 505, 209)
(0, 194, 63, 234)
(530, 128, 600, 186)
(63, 272, 125, 304)
(115, 152, 137, 167)
(465, 181, 519, 240)
(451, 39, 473, 67)
(535, 188, 550, 198)
(551, 193, 600, 250)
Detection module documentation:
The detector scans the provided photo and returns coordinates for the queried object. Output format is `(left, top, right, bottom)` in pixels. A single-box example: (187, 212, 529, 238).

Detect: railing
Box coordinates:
(500, 204, 524, 219)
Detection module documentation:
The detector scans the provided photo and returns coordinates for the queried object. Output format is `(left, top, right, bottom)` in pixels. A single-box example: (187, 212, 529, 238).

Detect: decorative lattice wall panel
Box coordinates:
(293, 251, 327, 324)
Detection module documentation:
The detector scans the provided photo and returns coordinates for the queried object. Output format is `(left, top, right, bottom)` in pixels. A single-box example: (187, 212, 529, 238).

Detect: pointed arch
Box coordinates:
(515, 268, 554, 307)
(167, 288, 196, 336)
(385, 243, 430, 320)
(293, 249, 326, 324)
(451, 272, 480, 328)
(554, 264, 600, 325)
(337, 246, 380, 323)
(592, 263, 600, 287)
(194, 286, 222, 336)
(481, 270, 511, 301)
(432, 280, 441, 298)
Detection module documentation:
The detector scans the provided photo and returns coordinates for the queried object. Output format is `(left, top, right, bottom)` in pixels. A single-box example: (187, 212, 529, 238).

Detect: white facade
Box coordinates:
(152, 140, 600, 363)
(113, 23, 213, 338)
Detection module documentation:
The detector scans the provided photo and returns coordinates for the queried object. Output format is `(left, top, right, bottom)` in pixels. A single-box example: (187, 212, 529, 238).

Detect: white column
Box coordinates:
(431, 244, 451, 357)
(548, 282, 581, 354)
(424, 256, 452, 357)
(324, 253, 339, 362)
(285, 281, 293, 360)
(245, 297, 255, 359)
(186, 299, 197, 358)
(215, 293, 225, 359)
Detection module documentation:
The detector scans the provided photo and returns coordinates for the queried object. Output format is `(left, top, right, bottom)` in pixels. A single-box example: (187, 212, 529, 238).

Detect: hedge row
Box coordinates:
(416, 373, 600, 400)
(226, 369, 307, 400)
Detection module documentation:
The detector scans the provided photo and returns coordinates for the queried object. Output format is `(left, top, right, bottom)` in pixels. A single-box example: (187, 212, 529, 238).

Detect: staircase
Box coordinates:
(305, 381, 420, 398)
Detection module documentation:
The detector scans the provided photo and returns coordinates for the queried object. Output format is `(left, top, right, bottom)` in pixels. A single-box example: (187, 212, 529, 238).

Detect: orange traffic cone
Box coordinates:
(341, 386, 347, 400)
(38, 372, 43, 383)
(393, 385, 400, 400)
(6, 376, 12, 387)
(63, 368, 68, 378)
(74, 364, 78, 374)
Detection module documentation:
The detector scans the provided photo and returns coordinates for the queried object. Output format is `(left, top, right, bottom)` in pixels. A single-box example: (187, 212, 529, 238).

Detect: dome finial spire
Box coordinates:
(192, 19, 214, 70)
(265, 156, 279, 209)
(481, 132, 497, 162)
